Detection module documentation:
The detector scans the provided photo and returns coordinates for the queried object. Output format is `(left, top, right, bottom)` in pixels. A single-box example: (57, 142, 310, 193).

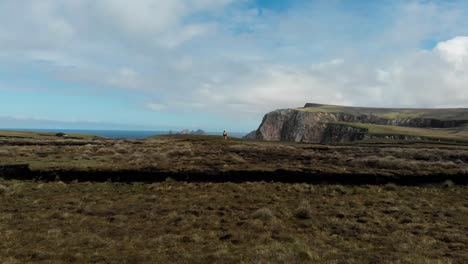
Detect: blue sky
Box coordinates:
(1, 0, 468, 132)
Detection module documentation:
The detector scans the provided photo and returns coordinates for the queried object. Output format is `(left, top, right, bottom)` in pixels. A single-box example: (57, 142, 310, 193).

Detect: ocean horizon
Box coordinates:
(0, 128, 247, 139)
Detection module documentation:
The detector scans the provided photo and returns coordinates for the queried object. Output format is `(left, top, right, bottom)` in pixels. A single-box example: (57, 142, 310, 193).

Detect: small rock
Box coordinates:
(442, 180, 454, 188)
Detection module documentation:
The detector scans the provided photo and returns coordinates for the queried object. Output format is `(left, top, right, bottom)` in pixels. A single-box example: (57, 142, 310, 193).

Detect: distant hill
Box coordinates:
(249, 103, 468, 144)
(175, 129, 207, 135)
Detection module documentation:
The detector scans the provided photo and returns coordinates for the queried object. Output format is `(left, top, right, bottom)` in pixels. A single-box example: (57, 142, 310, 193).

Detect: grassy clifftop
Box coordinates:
(298, 104, 468, 121)
(334, 122, 468, 143)
(281, 103, 468, 144)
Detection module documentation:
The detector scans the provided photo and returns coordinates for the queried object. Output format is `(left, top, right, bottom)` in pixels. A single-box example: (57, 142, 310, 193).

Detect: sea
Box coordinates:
(1, 128, 247, 139)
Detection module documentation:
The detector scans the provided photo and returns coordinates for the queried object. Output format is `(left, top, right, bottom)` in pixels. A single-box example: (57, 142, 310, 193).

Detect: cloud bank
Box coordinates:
(1, 0, 468, 130)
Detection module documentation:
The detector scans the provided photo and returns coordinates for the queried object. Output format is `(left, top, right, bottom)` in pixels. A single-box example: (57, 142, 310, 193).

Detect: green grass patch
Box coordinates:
(335, 122, 468, 142)
(297, 104, 468, 121)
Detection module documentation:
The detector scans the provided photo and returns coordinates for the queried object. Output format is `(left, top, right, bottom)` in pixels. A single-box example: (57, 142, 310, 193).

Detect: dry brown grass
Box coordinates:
(1, 134, 467, 263)
(252, 207, 276, 222)
(1, 135, 467, 179)
(0, 180, 466, 263)
(294, 200, 313, 219)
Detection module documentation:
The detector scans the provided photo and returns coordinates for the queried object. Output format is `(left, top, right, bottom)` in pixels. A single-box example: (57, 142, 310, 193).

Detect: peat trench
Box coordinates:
(1, 164, 467, 185)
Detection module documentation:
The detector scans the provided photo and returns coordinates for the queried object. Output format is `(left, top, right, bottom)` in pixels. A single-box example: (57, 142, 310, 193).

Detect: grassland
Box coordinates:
(1, 133, 467, 263)
(335, 122, 468, 142)
(297, 104, 468, 121)
(0, 134, 467, 178)
(0, 130, 102, 140)
(1, 180, 466, 263)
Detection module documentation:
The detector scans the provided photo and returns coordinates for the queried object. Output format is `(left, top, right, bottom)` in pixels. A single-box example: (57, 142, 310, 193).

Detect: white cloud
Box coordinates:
(96, 0, 185, 35)
(0, 0, 232, 53)
(146, 103, 166, 111)
(436, 36, 468, 71)
(157, 35, 468, 113)
(1, 0, 468, 126)
(159, 23, 217, 48)
(106, 68, 144, 90)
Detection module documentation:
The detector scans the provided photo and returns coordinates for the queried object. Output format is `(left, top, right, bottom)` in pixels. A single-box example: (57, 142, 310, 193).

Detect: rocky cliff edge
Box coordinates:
(249, 103, 468, 144)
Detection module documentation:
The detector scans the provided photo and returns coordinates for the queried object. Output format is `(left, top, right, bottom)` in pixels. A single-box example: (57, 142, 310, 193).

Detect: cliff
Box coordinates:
(251, 104, 468, 144)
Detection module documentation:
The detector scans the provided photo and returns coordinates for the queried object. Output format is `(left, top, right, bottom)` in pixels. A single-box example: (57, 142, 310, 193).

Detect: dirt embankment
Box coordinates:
(1, 166, 467, 185)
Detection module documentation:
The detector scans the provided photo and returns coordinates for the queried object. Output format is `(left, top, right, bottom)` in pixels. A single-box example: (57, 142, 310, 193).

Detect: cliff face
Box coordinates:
(321, 124, 367, 144)
(321, 123, 426, 144)
(256, 110, 374, 143)
(253, 105, 468, 144)
(256, 110, 338, 142)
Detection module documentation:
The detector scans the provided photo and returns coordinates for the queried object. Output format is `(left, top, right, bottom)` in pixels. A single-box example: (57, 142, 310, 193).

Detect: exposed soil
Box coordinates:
(1, 165, 467, 185)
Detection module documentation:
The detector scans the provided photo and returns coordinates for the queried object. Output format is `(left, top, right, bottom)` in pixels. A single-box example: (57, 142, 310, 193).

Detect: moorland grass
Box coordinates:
(0, 134, 467, 177)
(298, 104, 468, 121)
(0, 180, 466, 263)
(0, 134, 467, 263)
(335, 122, 468, 142)
(0, 130, 102, 140)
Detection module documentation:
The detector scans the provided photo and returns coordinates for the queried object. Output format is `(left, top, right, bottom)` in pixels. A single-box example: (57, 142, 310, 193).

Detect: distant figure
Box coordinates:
(223, 130, 228, 141)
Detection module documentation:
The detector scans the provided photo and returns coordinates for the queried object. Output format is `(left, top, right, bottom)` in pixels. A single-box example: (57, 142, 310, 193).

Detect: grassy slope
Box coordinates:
(296, 104, 468, 143)
(297, 104, 468, 120)
(335, 122, 468, 142)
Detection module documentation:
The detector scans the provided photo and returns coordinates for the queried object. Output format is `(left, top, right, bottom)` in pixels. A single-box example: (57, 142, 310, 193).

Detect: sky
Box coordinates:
(1, 0, 468, 132)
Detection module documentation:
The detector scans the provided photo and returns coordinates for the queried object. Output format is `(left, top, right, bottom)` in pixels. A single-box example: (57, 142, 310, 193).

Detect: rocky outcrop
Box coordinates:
(257, 110, 331, 142)
(179, 129, 191, 135)
(256, 109, 377, 143)
(243, 130, 257, 140)
(320, 124, 427, 144)
(252, 104, 468, 144)
(191, 129, 206, 135)
(321, 124, 368, 144)
(178, 129, 206, 135)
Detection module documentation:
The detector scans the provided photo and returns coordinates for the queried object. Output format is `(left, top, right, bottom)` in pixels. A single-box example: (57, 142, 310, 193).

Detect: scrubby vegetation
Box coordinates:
(0, 180, 466, 263)
(336, 122, 468, 142)
(0, 133, 467, 263)
(0, 130, 101, 140)
(294, 200, 313, 220)
(0, 134, 467, 181)
(298, 104, 468, 121)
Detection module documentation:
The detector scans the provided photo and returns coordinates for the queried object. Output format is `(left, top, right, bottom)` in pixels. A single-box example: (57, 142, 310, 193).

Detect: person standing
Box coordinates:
(223, 130, 228, 140)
